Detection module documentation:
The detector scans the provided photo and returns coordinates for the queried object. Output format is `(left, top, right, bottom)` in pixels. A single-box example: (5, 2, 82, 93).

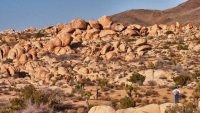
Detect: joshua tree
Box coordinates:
(125, 84, 137, 98)
(77, 81, 85, 89)
(84, 91, 91, 111)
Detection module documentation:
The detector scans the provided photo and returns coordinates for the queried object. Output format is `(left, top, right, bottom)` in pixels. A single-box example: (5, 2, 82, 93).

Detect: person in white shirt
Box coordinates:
(172, 86, 181, 103)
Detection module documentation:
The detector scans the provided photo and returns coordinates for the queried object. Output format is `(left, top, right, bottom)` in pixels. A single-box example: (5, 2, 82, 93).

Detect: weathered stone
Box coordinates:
(135, 38, 147, 46)
(111, 23, 126, 32)
(89, 19, 100, 29)
(69, 18, 87, 30)
(98, 15, 113, 30)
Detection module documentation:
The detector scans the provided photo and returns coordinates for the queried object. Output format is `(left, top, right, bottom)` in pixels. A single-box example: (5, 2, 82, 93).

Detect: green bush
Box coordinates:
(169, 52, 176, 57)
(173, 75, 191, 86)
(125, 38, 136, 43)
(148, 36, 154, 40)
(120, 97, 136, 109)
(111, 99, 117, 107)
(166, 31, 174, 35)
(128, 73, 145, 84)
(163, 45, 169, 49)
(8, 98, 26, 110)
(177, 44, 188, 50)
(35, 32, 45, 38)
(165, 102, 200, 113)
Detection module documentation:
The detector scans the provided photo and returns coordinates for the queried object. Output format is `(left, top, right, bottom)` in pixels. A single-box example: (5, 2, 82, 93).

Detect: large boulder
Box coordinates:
(123, 29, 139, 36)
(105, 51, 117, 60)
(19, 54, 28, 64)
(58, 67, 68, 75)
(69, 18, 87, 30)
(89, 19, 100, 29)
(99, 30, 116, 37)
(134, 104, 160, 113)
(125, 52, 136, 62)
(78, 67, 89, 74)
(89, 106, 116, 113)
(60, 24, 75, 33)
(135, 38, 147, 46)
(101, 44, 112, 54)
(57, 23, 64, 32)
(98, 15, 113, 30)
(111, 23, 127, 32)
(56, 33, 73, 47)
(2, 36, 16, 42)
(44, 42, 55, 51)
(137, 45, 151, 52)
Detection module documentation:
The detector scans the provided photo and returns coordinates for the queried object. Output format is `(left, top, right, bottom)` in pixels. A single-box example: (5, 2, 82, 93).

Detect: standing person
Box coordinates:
(172, 86, 181, 103)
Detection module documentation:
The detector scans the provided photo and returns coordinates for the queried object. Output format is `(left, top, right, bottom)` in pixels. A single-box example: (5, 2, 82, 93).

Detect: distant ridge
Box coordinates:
(111, 0, 200, 27)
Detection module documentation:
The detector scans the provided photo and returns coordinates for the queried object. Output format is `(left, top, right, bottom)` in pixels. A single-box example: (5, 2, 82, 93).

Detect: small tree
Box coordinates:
(84, 91, 91, 110)
(120, 97, 136, 109)
(125, 84, 137, 98)
(128, 73, 145, 85)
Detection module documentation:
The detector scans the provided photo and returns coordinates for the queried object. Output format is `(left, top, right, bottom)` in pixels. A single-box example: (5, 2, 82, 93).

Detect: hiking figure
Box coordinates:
(172, 86, 180, 103)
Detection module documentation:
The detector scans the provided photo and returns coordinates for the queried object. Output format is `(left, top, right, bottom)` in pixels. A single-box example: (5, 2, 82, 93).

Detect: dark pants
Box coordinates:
(175, 94, 179, 103)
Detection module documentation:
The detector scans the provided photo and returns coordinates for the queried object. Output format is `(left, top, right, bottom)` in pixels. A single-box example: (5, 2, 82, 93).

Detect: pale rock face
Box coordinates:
(56, 33, 73, 47)
(54, 38, 62, 47)
(133, 24, 142, 30)
(137, 45, 151, 52)
(60, 24, 75, 33)
(89, 19, 100, 29)
(0, 45, 10, 59)
(193, 45, 200, 52)
(99, 30, 116, 37)
(105, 51, 117, 60)
(186, 23, 193, 30)
(134, 104, 160, 113)
(119, 43, 127, 52)
(33, 41, 42, 49)
(44, 42, 55, 51)
(98, 15, 113, 30)
(69, 18, 87, 30)
(58, 67, 68, 75)
(88, 106, 116, 113)
(148, 30, 158, 36)
(176, 22, 182, 29)
(78, 67, 89, 74)
(127, 25, 138, 30)
(111, 23, 127, 32)
(140, 27, 148, 34)
(125, 52, 135, 62)
(152, 24, 160, 31)
(101, 44, 112, 55)
(135, 38, 147, 46)
(123, 29, 139, 36)
(57, 23, 64, 32)
(2, 36, 16, 42)
(170, 24, 176, 31)
(19, 54, 28, 64)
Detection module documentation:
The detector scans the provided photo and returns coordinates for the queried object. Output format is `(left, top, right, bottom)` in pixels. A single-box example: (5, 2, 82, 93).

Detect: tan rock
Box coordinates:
(119, 43, 127, 52)
(99, 30, 116, 37)
(2, 36, 16, 42)
(152, 24, 160, 30)
(101, 44, 112, 54)
(113, 41, 120, 49)
(176, 22, 182, 29)
(106, 51, 117, 60)
(89, 19, 100, 29)
(125, 52, 135, 62)
(54, 37, 62, 47)
(69, 18, 87, 30)
(58, 67, 68, 75)
(98, 15, 113, 30)
(79, 67, 89, 74)
(89, 106, 116, 113)
(149, 30, 158, 36)
(123, 29, 139, 36)
(135, 38, 147, 46)
(134, 104, 160, 113)
(57, 23, 64, 32)
(57, 33, 73, 46)
(33, 41, 42, 49)
(19, 54, 28, 64)
(137, 45, 151, 51)
(140, 27, 148, 34)
(60, 24, 75, 33)
(44, 42, 55, 51)
(111, 23, 127, 32)
(186, 23, 193, 30)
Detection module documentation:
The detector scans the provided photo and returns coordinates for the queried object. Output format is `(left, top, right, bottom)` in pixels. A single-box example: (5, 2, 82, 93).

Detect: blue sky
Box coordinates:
(0, 0, 188, 31)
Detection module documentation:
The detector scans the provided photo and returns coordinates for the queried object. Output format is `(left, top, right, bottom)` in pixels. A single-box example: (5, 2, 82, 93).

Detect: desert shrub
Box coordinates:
(120, 97, 136, 109)
(125, 37, 136, 43)
(148, 80, 157, 86)
(8, 98, 26, 110)
(166, 31, 174, 35)
(128, 73, 145, 84)
(165, 102, 200, 113)
(173, 75, 191, 86)
(163, 56, 169, 60)
(141, 99, 149, 106)
(97, 56, 103, 61)
(3, 58, 13, 64)
(163, 45, 169, 49)
(177, 44, 188, 50)
(145, 89, 159, 96)
(35, 31, 45, 38)
(96, 44, 100, 47)
(197, 41, 200, 44)
(89, 104, 98, 110)
(111, 99, 117, 107)
(101, 41, 106, 46)
(192, 69, 200, 79)
(148, 36, 153, 40)
(169, 52, 176, 57)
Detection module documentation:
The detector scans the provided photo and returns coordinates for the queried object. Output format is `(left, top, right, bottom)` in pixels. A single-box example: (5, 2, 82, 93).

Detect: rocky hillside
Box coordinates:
(0, 15, 200, 113)
(111, 0, 200, 26)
